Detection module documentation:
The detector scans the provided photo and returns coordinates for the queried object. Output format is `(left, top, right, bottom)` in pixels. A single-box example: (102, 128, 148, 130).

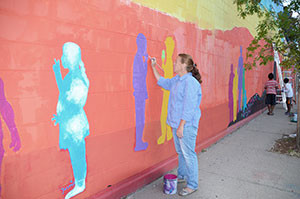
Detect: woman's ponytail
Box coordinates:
(191, 64, 202, 84)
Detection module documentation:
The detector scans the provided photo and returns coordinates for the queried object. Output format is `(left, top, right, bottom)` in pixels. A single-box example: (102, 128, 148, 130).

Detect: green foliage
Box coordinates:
(234, 0, 300, 71)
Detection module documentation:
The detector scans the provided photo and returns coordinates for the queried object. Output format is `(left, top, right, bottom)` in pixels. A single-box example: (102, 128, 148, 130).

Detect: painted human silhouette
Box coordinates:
(0, 78, 21, 194)
(133, 33, 148, 151)
(228, 64, 235, 122)
(157, 37, 174, 145)
(233, 68, 238, 121)
(52, 42, 90, 199)
(237, 46, 244, 111)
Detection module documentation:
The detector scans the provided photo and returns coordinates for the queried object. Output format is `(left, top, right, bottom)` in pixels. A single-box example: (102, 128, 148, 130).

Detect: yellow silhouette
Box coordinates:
(233, 68, 238, 122)
(157, 37, 175, 145)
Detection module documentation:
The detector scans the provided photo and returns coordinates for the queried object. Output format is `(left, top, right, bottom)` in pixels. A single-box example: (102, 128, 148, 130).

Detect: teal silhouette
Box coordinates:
(238, 46, 247, 111)
(52, 42, 89, 199)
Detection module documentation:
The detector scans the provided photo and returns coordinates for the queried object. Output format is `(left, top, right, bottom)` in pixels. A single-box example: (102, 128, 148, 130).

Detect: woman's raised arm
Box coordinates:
(150, 58, 161, 81)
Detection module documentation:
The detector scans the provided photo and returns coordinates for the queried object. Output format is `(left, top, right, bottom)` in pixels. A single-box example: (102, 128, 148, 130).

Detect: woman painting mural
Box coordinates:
(52, 42, 90, 199)
(151, 54, 202, 196)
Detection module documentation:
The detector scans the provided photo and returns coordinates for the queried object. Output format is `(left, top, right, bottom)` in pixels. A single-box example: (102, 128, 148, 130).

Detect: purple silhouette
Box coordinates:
(133, 33, 148, 151)
(0, 78, 21, 193)
(238, 46, 244, 111)
(228, 64, 235, 122)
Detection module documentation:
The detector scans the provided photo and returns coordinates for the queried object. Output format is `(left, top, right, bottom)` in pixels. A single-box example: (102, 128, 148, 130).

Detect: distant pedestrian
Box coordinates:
(264, 73, 279, 115)
(283, 78, 293, 116)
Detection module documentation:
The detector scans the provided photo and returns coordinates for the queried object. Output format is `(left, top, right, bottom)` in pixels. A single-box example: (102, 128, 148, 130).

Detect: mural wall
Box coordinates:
(228, 46, 266, 126)
(0, 0, 274, 198)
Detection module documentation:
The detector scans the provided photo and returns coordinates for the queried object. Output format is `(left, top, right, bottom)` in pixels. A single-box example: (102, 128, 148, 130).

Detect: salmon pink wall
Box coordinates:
(0, 0, 273, 198)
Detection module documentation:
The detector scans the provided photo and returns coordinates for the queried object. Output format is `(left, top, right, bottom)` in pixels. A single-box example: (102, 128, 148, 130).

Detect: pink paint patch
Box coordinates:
(174, 27, 186, 52)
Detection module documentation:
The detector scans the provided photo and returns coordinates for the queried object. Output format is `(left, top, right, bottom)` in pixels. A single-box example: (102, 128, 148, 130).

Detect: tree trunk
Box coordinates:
(297, 77, 300, 149)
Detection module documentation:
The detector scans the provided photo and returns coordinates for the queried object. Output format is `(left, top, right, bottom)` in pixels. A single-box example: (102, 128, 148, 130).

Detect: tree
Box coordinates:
(234, 0, 300, 148)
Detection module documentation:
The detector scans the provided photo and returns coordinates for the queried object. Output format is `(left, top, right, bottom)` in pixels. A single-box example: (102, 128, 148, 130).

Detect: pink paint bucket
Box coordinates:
(163, 174, 177, 194)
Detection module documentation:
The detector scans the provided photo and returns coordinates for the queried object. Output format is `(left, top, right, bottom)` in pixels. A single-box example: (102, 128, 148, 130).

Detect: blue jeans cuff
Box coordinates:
(187, 185, 198, 190)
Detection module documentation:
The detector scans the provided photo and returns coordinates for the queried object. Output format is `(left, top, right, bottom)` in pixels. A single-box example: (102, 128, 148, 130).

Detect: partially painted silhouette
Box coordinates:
(157, 37, 174, 145)
(238, 46, 247, 111)
(229, 47, 248, 122)
(0, 78, 21, 194)
(52, 42, 89, 199)
(228, 64, 235, 123)
(237, 46, 244, 111)
(133, 33, 148, 151)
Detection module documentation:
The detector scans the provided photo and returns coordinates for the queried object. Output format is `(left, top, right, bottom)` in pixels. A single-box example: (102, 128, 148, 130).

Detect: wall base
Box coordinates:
(89, 107, 266, 199)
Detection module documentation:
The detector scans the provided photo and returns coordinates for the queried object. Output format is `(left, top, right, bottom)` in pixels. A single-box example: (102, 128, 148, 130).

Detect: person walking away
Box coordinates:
(264, 73, 279, 115)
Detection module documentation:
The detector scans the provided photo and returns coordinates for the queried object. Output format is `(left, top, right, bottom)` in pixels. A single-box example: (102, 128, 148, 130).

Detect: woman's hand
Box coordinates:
(150, 57, 157, 67)
(150, 57, 161, 81)
(176, 125, 184, 138)
(177, 120, 186, 138)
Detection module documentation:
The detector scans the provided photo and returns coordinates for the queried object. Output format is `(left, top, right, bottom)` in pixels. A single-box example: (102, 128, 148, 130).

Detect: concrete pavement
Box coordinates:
(127, 106, 300, 199)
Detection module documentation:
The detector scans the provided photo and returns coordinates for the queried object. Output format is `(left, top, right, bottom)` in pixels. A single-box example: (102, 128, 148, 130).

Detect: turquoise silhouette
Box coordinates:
(237, 46, 243, 111)
(238, 46, 247, 111)
(52, 42, 89, 199)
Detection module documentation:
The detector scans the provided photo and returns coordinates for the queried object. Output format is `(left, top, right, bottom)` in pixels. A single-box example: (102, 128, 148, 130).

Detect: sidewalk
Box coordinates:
(127, 106, 300, 199)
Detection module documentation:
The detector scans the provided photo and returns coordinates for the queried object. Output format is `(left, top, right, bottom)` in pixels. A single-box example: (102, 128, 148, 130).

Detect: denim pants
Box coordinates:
(173, 126, 198, 190)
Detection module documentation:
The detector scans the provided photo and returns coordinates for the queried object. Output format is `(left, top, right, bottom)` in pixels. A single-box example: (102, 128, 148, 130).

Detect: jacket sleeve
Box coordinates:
(157, 76, 177, 90)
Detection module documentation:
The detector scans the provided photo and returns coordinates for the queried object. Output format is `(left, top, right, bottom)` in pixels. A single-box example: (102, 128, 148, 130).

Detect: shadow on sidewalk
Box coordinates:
(127, 106, 300, 199)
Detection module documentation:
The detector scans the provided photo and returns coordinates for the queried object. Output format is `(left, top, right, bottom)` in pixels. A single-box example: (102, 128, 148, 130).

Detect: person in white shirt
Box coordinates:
(283, 78, 294, 115)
